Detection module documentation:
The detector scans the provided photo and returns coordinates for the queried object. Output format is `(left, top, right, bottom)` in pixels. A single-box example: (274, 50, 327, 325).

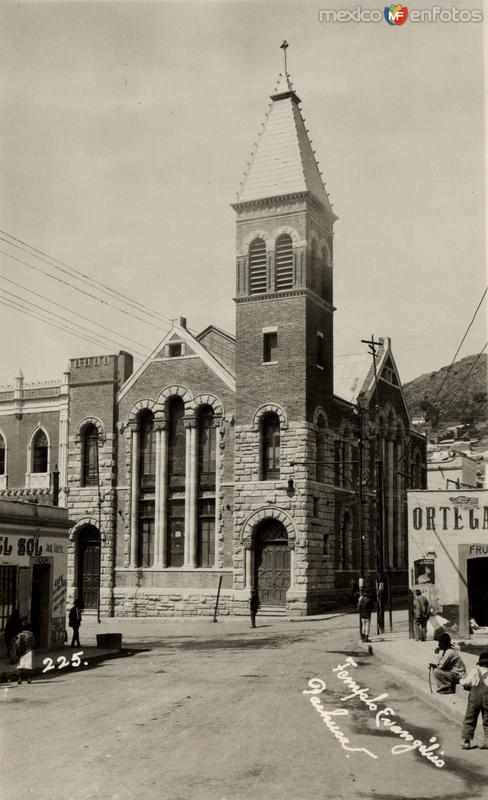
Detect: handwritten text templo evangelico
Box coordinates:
(303, 657, 446, 768)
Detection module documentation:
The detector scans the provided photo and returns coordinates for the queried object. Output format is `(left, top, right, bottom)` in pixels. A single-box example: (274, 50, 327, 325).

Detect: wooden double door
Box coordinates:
(255, 521, 290, 607)
(77, 527, 100, 609)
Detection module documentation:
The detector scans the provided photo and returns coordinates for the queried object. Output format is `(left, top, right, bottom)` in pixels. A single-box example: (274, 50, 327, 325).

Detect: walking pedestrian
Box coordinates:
(249, 590, 260, 629)
(358, 588, 374, 642)
(68, 599, 82, 647)
(460, 650, 488, 750)
(413, 589, 430, 641)
(4, 609, 22, 663)
(429, 632, 466, 694)
(15, 623, 35, 685)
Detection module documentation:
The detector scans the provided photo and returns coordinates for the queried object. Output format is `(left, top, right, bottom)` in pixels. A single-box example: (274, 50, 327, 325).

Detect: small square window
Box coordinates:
(168, 343, 183, 358)
(316, 332, 324, 369)
(263, 332, 278, 363)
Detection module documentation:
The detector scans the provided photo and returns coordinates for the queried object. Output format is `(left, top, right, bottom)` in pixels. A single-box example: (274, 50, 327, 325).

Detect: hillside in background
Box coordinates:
(403, 352, 487, 435)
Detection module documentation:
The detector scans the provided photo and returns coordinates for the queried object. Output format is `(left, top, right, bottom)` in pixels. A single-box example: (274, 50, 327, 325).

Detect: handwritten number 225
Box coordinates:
(42, 651, 84, 673)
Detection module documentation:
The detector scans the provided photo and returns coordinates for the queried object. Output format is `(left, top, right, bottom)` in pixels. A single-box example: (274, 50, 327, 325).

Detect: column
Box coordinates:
(58, 408, 69, 508)
(153, 425, 162, 566)
(159, 424, 168, 567)
(387, 439, 394, 567)
(129, 424, 139, 568)
(245, 548, 253, 589)
(183, 418, 196, 567)
(189, 424, 198, 568)
(213, 420, 221, 567)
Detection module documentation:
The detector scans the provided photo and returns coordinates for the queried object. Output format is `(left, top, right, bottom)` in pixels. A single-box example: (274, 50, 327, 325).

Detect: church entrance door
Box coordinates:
(255, 520, 290, 607)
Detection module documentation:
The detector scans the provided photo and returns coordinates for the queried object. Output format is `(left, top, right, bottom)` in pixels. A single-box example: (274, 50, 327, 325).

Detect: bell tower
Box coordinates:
(231, 46, 339, 616)
(233, 51, 337, 426)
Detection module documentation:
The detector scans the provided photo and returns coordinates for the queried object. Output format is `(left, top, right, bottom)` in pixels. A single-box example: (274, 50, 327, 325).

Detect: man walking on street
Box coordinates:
(249, 590, 260, 629)
(358, 588, 374, 643)
(69, 599, 82, 648)
(414, 589, 430, 641)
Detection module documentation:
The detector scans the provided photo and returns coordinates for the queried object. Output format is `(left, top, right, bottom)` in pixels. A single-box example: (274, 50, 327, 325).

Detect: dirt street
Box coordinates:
(2, 614, 487, 800)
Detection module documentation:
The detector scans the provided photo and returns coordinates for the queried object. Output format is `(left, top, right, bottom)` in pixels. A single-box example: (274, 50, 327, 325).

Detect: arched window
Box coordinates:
(275, 234, 294, 291)
(167, 397, 186, 567)
(0, 434, 5, 476)
(261, 413, 280, 480)
(32, 430, 48, 473)
(82, 424, 99, 487)
(138, 410, 156, 567)
(197, 406, 216, 568)
(316, 415, 327, 482)
(249, 238, 267, 295)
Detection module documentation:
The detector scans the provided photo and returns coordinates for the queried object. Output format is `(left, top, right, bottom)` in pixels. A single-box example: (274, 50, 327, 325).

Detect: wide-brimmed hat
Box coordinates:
(437, 632, 452, 650)
(477, 650, 488, 667)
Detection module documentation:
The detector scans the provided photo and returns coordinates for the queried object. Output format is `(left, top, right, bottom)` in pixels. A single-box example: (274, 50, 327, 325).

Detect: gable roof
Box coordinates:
(235, 72, 336, 218)
(334, 338, 411, 421)
(117, 321, 235, 402)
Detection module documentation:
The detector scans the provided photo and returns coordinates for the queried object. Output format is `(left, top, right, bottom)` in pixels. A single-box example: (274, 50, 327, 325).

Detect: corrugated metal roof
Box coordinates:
(236, 73, 334, 216)
(334, 352, 373, 404)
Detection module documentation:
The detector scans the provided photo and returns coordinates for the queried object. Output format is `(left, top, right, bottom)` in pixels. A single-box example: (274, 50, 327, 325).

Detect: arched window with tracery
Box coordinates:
(82, 424, 99, 487)
(137, 410, 156, 567)
(336, 511, 353, 570)
(166, 397, 186, 566)
(261, 413, 280, 480)
(0, 434, 5, 476)
(32, 430, 48, 473)
(197, 406, 216, 567)
(275, 234, 294, 291)
(316, 415, 327, 482)
(249, 238, 267, 295)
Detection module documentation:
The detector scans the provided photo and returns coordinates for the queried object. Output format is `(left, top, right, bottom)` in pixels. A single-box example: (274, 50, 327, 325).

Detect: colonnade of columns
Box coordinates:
(128, 416, 217, 569)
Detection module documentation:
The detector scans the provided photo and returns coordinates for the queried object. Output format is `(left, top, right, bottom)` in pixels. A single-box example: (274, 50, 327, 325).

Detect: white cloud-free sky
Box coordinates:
(0, 0, 485, 385)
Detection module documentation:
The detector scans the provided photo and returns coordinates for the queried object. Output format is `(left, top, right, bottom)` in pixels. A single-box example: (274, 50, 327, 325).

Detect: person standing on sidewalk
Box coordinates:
(358, 588, 374, 643)
(460, 650, 488, 750)
(69, 599, 83, 647)
(413, 589, 430, 641)
(15, 623, 35, 685)
(429, 632, 466, 694)
(249, 590, 260, 629)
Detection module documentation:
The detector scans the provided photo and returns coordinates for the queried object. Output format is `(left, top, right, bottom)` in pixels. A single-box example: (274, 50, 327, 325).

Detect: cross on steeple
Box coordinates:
(280, 40, 289, 74)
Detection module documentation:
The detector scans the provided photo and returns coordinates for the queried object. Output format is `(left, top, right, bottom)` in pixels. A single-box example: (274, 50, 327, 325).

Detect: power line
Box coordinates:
(0, 287, 147, 358)
(438, 342, 488, 421)
(0, 296, 124, 353)
(0, 248, 169, 333)
(0, 229, 175, 327)
(431, 286, 488, 409)
(0, 274, 150, 353)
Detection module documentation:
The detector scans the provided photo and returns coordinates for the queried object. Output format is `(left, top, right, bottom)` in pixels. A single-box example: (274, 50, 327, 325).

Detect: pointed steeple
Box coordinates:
(235, 57, 336, 219)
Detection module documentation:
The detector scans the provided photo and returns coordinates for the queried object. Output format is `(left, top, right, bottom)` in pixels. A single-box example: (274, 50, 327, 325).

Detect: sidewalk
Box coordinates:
(372, 624, 488, 726)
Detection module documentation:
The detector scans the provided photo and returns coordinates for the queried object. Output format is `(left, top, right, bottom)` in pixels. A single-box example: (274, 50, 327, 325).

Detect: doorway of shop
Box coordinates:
(31, 563, 51, 648)
(468, 557, 488, 626)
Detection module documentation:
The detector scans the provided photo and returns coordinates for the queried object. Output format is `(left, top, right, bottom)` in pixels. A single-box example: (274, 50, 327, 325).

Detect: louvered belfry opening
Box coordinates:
(275, 234, 294, 291)
(248, 238, 267, 294)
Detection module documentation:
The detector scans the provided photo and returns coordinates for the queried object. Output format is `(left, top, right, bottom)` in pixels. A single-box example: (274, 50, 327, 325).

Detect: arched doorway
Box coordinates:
(468, 558, 488, 626)
(77, 526, 100, 610)
(254, 520, 290, 607)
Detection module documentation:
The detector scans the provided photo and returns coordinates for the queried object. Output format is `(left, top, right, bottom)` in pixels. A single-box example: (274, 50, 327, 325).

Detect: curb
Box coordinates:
(372, 645, 467, 726)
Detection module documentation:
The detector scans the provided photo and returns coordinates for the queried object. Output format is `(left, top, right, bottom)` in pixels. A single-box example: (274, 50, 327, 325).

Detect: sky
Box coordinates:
(0, 0, 486, 387)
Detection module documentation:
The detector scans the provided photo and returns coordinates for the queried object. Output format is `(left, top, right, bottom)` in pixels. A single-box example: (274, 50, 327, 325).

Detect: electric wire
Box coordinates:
(437, 342, 488, 421)
(0, 248, 169, 333)
(0, 273, 150, 353)
(0, 229, 174, 327)
(430, 286, 487, 410)
(0, 287, 147, 358)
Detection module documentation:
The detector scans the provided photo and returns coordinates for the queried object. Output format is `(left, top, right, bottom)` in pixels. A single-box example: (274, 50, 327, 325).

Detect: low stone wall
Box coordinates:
(113, 588, 233, 617)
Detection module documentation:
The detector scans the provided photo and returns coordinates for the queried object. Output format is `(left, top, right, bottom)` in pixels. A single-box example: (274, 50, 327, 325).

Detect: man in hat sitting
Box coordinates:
(460, 650, 488, 750)
(429, 632, 466, 694)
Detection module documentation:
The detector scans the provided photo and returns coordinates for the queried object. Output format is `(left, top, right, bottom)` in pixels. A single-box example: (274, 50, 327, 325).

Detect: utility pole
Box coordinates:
(95, 435, 102, 625)
(361, 335, 388, 634)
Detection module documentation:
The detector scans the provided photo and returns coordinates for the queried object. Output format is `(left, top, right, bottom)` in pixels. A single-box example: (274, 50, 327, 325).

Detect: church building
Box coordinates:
(0, 67, 426, 620)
